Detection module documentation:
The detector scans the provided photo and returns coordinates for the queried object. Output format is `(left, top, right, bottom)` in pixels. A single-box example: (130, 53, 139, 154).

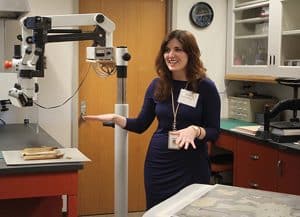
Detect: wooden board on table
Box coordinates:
(2, 148, 91, 165)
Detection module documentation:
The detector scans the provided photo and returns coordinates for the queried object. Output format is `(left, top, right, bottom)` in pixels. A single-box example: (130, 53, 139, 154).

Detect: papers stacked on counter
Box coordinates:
(231, 125, 263, 136)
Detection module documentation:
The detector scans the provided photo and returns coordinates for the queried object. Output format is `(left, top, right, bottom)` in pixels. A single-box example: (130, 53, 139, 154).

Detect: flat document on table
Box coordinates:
(231, 125, 262, 136)
(143, 184, 213, 217)
(2, 148, 91, 165)
(174, 184, 300, 217)
(144, 184, 300, 217)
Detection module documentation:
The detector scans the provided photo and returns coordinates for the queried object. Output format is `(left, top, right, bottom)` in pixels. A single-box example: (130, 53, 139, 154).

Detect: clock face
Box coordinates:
(190, 2, 214, 28)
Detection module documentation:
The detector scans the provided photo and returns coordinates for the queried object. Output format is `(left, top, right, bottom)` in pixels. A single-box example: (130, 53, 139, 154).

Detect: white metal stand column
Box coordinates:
(115, 104, 128, 217)
(114, 47, 130, 217)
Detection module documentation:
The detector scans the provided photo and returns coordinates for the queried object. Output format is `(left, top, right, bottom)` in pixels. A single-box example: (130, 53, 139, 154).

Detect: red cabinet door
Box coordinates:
(235, 138, 278, 191)
(277, 150, 300, 195)
(216, 132, 236, 152)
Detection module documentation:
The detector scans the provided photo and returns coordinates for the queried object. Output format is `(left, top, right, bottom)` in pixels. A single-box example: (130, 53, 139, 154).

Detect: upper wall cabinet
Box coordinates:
(226, 0, 300, 78)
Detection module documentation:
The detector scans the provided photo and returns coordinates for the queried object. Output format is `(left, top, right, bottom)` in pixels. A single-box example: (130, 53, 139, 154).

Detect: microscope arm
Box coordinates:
(8, 13, 116, 107)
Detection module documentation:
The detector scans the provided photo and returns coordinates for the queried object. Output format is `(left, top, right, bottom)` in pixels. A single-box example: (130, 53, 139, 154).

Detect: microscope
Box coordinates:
(5, 13, 130, 108)
(5, 13, 130, 217)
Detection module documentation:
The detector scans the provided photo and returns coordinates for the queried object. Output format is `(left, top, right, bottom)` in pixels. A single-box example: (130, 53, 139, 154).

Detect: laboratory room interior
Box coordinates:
(0, 0, 300, 217)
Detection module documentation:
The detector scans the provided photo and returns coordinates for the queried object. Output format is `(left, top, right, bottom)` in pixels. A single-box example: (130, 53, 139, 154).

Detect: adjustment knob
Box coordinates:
(123, 53, 131, 61)
(4, 60, 12, 69)
(96, 14, 105, 23)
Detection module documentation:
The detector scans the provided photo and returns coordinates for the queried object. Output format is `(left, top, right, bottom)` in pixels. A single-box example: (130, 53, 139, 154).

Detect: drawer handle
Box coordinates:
(277, 160, 283, 176)
(249, 182, 259, 189)
(250, 154, 259, 160)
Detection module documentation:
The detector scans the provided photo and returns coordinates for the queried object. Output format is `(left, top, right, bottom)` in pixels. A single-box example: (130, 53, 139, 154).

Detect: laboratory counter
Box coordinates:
(220, 118, 300, 153)
(217, 118, 300, 196)
(0, 123, 84, 217)
(0, 123, 83, 174)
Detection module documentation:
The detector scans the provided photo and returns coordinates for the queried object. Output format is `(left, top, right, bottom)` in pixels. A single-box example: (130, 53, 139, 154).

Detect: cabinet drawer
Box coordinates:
(235, 138, 277, 191)
(216, 132, 236, 152)
(277, 151, 300, 195)
(229, 111, 250, 122)
(228, 97, 277, 122)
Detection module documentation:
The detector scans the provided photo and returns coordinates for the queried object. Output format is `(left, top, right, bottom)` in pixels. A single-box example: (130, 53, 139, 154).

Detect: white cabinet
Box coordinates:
(226, 0, 300, 78)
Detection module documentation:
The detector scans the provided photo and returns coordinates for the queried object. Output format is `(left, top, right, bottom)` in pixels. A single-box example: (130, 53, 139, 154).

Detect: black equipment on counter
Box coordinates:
(260, 77, 300, 143)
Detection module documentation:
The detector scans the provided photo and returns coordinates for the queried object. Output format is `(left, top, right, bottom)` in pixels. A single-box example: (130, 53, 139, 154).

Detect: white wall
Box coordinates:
(29, 0, 79, 147)
(0, 0, 78, 148)
(172, 0, 228, 117)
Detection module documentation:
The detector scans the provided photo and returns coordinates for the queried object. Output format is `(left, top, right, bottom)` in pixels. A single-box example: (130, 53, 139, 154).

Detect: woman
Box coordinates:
(83, 29, 220, 209)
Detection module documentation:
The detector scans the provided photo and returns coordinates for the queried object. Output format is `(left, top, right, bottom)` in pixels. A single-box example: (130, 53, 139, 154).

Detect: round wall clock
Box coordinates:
(189, 2, 214, 28)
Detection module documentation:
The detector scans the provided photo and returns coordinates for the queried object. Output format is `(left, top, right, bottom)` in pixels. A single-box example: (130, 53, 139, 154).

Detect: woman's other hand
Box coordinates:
(170, 126, 200, 150)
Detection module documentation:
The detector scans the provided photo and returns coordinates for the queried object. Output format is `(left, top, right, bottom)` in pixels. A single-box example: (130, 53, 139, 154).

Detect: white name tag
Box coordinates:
(177, 89, 199, 108)
(168, 132, 179, 150)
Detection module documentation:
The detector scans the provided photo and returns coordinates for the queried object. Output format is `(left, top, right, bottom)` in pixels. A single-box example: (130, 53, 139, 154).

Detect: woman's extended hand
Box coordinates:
(83, 114, 126, 128)
(83, 114, 116, 122)
(170, 126, 199, 150)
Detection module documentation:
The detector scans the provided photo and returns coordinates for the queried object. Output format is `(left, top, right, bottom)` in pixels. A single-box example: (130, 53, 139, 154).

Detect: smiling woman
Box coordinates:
(83, 29, 221, 210)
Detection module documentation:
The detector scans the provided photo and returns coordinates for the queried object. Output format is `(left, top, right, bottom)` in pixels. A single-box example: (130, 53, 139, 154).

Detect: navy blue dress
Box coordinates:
(124, 78, 220, 209)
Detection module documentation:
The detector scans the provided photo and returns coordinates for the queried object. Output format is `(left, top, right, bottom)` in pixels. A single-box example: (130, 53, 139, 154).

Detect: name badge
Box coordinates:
(168, 132, 180, 150)
(177, 89, 199, 108)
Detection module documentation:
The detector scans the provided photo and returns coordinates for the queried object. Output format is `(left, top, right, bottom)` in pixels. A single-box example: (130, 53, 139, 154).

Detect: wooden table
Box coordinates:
(0, 124, 84, 217)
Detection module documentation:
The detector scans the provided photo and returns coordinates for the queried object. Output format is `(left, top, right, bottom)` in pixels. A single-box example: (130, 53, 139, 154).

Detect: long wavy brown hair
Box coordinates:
(154, 30, 206, 101)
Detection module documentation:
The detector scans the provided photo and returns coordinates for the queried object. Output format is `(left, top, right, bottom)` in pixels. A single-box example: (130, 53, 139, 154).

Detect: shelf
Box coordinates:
(282, 30, 300, 36)
(225, 73, 277, 83)
(234, 1, 269, 11)
(236, 17, 268, 24)
(235, 34, 268, 39)
(235, 0, 268, 8)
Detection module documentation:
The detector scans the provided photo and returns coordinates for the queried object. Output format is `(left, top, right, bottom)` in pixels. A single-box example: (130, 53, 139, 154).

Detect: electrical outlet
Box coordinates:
(80, 100, 86, 116)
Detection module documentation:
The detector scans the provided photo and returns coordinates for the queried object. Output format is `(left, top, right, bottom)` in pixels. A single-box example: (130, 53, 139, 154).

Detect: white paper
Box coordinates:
(231, 125, 263, 136)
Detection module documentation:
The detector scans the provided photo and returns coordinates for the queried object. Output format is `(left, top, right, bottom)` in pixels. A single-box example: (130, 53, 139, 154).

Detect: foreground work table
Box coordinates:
(216, 119, 300, 195)
(0, 124, 84, 217)
(143, 184, 300, 217)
